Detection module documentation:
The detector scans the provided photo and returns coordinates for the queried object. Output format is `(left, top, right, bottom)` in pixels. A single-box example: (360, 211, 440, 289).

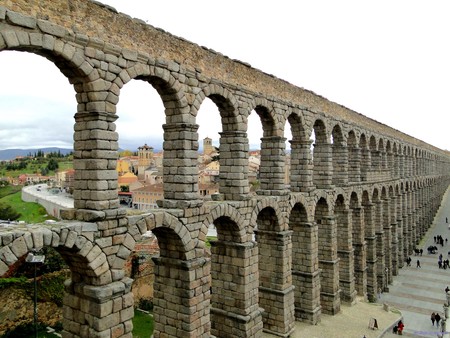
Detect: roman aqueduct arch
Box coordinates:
(1, 1, 449, 337)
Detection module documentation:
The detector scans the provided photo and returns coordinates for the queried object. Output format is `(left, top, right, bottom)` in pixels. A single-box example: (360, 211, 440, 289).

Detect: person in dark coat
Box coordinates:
(436, 313, 441, 327)
(431, 312, 436, 326)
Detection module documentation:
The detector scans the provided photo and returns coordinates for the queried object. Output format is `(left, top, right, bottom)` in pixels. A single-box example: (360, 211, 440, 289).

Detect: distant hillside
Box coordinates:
(0, 148, 73, 161)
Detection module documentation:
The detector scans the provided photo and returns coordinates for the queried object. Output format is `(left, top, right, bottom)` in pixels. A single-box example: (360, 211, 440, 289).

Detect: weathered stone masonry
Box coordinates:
(1, 1, 450, 337)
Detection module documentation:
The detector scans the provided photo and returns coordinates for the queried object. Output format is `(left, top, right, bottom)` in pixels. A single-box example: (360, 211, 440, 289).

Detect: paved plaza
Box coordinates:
(379, 187, 450, 338)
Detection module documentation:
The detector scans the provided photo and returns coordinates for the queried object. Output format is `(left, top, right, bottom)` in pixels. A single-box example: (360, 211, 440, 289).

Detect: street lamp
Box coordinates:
(26, 251, 45, 338)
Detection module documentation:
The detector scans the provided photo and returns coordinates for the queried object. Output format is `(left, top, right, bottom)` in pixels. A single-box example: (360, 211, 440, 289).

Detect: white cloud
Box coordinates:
(0, 52, 75, 149)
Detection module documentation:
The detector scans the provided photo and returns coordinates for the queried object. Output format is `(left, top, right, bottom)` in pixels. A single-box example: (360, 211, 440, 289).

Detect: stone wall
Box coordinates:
(22, 185, 71, 219)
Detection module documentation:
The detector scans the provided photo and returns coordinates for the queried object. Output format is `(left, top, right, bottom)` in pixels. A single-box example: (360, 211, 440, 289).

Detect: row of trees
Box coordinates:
(27, 150, 73, 158)
(3, 160, 27, 171)
(1, 156, 60, 174)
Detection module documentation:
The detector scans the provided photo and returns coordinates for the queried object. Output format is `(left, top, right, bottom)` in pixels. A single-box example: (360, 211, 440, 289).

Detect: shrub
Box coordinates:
(0, 276, 28, 289)
(0, 202, 21, 221)
(38, 270, 70, 307)
(0, 321, 46, 337)
(138, 298, 154, 311)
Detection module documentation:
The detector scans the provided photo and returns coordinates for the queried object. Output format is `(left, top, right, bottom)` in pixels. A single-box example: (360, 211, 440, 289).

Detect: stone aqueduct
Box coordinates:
(1, 1, 450, 337)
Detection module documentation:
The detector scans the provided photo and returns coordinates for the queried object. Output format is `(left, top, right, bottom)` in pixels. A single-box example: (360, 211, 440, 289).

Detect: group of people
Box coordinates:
(413, 248, 424, 255)
(431, 312, 442, 327)
(428, 245, 439, 254)
(392, 320, 404, 335)
(438, 253, 450, 269)
(434, 234, 447, 247)
(392, 218, 449, 336)
(405, 256, 421, 268)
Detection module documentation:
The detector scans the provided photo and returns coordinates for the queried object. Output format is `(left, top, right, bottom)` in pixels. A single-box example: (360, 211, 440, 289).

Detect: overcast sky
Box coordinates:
(1, 0, 449, 152)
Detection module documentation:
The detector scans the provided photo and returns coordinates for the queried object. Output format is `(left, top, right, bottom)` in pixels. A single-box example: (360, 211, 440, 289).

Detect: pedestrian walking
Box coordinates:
(431, 312, 436, 326)
(446, 217, 448, 223)
(417, 259, 421, 268)
(397, 320, 404, 335)
(436, 313, 441, 327)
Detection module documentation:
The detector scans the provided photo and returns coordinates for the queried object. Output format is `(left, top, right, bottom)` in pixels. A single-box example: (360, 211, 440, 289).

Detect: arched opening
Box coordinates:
(115, 79, 165, 210)
(248, 107, 264, 193)
(0, 50, 77, 335)
(312, 120, 332, 188)
(378, 139, 386, 170)
(369, 136, 379, 172)
(0, 50, 76, 212)
(359, 134, 369, 181)
(0, 51, 75, 150)
(199, 92, 248, 201)
(286, 112, 311, 192)
(331, 124, 347, 186)
(386, 141, 393, 174)
(193, 97, 221, 200)
(347, 130, 360, 184)
(251, 104, 286, 194)
(392, 143, 399, 179)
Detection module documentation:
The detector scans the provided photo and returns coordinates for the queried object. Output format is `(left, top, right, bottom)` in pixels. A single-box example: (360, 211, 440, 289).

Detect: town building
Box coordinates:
(132, 183, 164, 210)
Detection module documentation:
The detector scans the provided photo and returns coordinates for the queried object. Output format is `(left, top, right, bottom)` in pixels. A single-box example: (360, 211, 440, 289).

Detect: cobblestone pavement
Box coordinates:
(269, 297, 401, 338)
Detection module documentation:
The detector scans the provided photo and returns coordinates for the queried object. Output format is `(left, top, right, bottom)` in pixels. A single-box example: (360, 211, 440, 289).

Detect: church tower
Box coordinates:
(137, 144, 153, 179)
(203, 137, 214, 156)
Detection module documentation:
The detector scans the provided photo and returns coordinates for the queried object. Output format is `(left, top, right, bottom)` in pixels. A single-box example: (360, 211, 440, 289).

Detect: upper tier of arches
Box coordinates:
(1, 3, 449, 219)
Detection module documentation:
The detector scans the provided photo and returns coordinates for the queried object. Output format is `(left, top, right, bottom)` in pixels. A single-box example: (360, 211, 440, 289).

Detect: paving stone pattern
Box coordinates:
(380, 188, 450, 338)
